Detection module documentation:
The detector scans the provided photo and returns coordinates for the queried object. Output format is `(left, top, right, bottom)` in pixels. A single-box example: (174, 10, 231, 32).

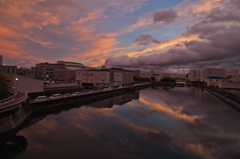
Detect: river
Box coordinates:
(2, 87, 240, 159)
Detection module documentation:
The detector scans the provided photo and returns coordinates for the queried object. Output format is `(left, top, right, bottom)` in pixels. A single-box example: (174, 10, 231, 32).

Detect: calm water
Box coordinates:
(6, 87, 240, 158)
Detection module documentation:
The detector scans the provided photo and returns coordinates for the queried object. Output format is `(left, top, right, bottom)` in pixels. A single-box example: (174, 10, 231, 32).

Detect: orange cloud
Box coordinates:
(139, 98, 198, 122)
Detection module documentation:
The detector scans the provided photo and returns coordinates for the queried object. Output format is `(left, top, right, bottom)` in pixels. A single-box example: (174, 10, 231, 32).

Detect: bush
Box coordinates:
(160, 77, 176, 83)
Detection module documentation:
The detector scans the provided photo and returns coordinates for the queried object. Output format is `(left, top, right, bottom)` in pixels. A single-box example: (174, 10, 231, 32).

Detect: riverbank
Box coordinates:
(152, 81, 184, 87)
(205, 88, 240, 112)
(29, 83, 151, 111)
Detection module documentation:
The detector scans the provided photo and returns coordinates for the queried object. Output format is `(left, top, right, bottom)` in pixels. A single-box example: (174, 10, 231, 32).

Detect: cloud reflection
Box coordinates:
(16, 88, 240, 159)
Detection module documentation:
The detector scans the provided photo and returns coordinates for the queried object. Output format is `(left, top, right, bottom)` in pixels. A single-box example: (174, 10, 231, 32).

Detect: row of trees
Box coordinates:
(0, 74, 9, 100)
(151, 77, 176, 83)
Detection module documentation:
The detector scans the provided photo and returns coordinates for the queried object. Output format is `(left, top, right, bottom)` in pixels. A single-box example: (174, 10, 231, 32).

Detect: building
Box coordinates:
(202, 77, 228, 87)
(201, 68, 226, 79)
(227, 70, 240, 83)
(0, 55, 17, 74)
(188, 70, 201, 81)
(150, 70, 154, 76)
(114, 72, 122, 86)
(17, 67, 31, 77)
(31, 61, 65, 80)
(0, 65, 17, 74)
(0, 55, 2, 65)
(111, 68, 134, 85)
(53, 68, 76, 82)
(75, 67, 135, 87)
(113, 67, 140, 82)
(31, 61, 83, 82)
(149, 70, 165, 81)
(158, 72, 165, 79)
(76, 70, 110, 87)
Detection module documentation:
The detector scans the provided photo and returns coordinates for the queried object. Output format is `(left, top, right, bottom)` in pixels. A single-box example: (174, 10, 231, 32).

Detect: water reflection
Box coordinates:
(1, 87, 240, 159)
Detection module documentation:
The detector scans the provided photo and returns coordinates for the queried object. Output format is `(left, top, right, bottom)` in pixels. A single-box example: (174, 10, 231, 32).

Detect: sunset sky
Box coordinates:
(1, 0, 239, 74)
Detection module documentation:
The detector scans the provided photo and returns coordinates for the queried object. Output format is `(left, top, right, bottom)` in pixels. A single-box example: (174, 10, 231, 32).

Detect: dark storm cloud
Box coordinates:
(133, 34, 165, 46)
(105, 0, 240, 72)
(152, 8, 178, 24)
(106, 23, 240, 70)
(105, 27, 240, 66)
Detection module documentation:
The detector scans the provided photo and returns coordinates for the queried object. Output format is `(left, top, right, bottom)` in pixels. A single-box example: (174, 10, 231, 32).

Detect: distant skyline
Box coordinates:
(1, 0, 240, 74)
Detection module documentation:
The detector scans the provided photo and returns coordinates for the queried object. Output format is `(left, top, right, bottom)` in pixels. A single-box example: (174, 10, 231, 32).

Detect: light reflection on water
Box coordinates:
(15, 87, 240, 159)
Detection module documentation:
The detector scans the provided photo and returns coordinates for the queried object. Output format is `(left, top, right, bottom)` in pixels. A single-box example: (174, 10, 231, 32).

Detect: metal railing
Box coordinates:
(0, 88, 28, 110)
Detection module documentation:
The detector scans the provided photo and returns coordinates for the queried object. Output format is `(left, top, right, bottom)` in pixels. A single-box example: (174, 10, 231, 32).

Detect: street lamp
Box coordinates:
(15, 78, 18, 91)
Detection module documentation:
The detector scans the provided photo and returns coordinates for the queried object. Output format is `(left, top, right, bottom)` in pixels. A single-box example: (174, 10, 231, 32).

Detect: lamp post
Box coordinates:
(15, 78, 18, 92)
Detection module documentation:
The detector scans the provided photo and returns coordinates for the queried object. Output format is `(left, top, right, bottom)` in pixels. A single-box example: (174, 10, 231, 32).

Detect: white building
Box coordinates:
(188, 70, 201, 81)
(76, 70, 110, 87)
(114, 72, 122, 86)
(76, 67, 135, 87)
(202, 77, 228, 87)
(201, 68, 226, 79)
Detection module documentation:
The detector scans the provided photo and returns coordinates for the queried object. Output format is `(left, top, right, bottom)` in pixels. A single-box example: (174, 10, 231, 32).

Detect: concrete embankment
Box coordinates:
(29, 84, 151, 111)
(205, 88, 240, 112)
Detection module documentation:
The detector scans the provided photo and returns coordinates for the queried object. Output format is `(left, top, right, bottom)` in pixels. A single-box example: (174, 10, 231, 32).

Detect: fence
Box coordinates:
(0, 88, 28, 111)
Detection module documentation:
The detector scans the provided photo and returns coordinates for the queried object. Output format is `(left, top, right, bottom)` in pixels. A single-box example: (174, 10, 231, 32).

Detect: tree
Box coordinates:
(151, 76, 155, 81)
(161, 77, 176, 83)
(0, 74, 9, 100)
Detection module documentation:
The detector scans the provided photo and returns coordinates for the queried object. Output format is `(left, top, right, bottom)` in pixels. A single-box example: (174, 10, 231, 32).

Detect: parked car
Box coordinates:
(35, 96, 47, 101)
(103, 88, 108, 91)
(49, 94, 62, 99)
(72, 92, 81, 96)
(89, 90, 95, 93)
(107, 87, 113, 90)
(63, 93, 72, 97)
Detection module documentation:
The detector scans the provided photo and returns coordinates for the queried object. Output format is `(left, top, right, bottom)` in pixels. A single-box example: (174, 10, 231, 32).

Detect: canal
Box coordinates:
(1, 87, 240, 159)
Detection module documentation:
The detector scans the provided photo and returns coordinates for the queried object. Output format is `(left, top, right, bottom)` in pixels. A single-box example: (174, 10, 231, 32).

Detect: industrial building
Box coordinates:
(75, 67, 137, 87)
(31, 61, 85, 83)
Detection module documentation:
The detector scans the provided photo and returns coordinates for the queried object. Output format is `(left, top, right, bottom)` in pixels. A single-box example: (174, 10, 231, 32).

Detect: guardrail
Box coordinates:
(0, 88, 28, 111)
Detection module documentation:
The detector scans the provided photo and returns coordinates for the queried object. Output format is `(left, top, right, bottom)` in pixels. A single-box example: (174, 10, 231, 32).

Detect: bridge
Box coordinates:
(0, 88, 28, 114)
